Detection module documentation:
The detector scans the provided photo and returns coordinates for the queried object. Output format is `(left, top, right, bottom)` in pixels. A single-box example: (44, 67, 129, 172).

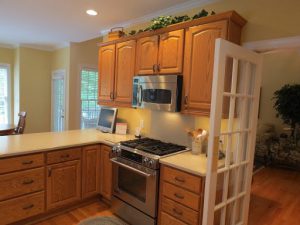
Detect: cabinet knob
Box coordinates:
(48, 168, 52, 177)
(173, 208, 183, 216)
(184, 95, 188, 106)
(22, 179, 34, 185)
(175, 176, 185, 183)
(22, 160, 33, 165)
(110, 92, 114, 100)
(22, 204, 34, 210)
(174, 193, 184, 199)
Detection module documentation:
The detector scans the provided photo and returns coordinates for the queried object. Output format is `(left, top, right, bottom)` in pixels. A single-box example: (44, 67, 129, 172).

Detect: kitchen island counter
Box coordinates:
(0, 129, 134, 158)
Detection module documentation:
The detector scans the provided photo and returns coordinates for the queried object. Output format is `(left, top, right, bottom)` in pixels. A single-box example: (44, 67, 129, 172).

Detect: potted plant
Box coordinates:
(273, 84, 300, 142)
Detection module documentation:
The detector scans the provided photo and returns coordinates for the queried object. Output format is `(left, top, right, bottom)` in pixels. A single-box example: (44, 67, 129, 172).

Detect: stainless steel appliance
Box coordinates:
(111, 138, 188, 225)
(132, 75, 183, 112)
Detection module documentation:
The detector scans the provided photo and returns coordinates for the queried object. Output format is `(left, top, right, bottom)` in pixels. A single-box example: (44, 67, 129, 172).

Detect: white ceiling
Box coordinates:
(0, 0, 211, 51)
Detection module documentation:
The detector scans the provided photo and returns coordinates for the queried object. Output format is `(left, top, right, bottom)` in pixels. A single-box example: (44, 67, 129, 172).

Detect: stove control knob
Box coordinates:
(143, 158, 149, 165)
(148, 160, 154, 168)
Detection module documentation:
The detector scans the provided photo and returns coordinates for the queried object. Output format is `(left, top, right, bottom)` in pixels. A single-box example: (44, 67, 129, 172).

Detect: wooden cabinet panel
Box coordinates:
(162, 182, 200, 211)
(82, 145, 101, 198)
(0, 191, 45, 225)
(182, 20, 227, 116)
(136, 36, 159, 74)
(0, 153, 44, 174)
(160, 211, 187, 225)
(114, 40, 136, 106)
(161, 196, 198, 225)
(162, 166, 202, 194)
(100, 145, 112, 200)
(0, 167, 44, 201)
(47, 148, 81, 165)
(99, 44, 115, 103)
(158, 29, 184, 74)
(47, 160, 81, 210)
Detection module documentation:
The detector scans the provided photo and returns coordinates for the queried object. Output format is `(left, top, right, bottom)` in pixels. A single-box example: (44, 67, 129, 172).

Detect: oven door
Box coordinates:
(111, 157, 158, 218)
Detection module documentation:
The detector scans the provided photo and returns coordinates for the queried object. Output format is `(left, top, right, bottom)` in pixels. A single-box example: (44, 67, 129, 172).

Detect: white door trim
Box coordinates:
(51, 69, 68, 131)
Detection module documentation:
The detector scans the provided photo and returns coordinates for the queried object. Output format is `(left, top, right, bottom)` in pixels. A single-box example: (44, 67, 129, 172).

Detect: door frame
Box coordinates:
(51, 69, 68, 131)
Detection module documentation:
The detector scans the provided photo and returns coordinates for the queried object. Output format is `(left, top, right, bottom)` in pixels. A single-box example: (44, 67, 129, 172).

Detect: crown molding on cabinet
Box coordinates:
(99, 0, 221, 35)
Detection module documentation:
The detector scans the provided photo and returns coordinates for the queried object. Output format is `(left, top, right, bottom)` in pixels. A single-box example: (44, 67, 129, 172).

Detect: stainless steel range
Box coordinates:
(110, 138, 188, 225)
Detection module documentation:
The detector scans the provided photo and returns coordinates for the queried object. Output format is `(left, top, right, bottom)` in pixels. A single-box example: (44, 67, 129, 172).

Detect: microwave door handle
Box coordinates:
(110, 158, 152, 177)
(138, 85, 143, 106)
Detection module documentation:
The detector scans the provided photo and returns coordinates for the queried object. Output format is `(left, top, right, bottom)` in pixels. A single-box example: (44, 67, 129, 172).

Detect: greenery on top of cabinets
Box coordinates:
(127, 9, 216, 35)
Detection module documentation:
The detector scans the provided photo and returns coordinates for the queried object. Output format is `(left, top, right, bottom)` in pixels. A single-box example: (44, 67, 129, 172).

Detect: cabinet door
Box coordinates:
(82, 145, 101, 198)
(158, 29, 184, 74)
(100, 145, 112, 200)
(47, 160, 81, 210)
(98, 44, 115, 103)
(114, 40, 136, 106)
(136, 36, 159, 75)
(182, 21, 227, 116)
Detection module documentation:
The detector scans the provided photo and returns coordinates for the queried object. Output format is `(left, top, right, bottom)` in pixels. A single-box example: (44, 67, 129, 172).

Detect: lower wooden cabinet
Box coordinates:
(100, 145, 113, 200)
(82, 145, 101, 198)
(46, 160, 81, 210)
(158, 165, 204, 225)
(0, 191, 45, 225)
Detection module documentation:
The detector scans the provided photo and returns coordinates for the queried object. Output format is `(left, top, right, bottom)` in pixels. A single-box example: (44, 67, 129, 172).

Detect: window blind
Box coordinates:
(0, 65, 9, 124)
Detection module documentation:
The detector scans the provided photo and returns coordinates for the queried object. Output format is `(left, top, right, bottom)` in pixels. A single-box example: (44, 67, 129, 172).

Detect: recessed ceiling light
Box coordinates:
(86, 9, 98, 16)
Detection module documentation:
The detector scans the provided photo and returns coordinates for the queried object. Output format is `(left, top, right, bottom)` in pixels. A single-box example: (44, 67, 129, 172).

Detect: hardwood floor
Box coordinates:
(34, 167, 300, 225)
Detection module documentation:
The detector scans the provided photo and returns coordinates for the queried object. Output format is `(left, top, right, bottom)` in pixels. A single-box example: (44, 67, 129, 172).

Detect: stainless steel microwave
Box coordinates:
(132, 75, 183, 112)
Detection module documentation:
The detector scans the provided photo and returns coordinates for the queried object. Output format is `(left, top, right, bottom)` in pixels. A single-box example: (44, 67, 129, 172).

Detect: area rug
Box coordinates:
(79, 216, 129, 225)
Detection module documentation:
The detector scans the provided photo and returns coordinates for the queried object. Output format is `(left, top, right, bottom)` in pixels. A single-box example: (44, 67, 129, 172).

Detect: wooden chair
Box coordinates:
(0, 112, 27, 136)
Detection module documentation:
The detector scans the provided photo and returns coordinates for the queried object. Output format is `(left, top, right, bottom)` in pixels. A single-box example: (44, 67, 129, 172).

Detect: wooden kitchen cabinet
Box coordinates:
(47, 160, 81, 210)
(158, 29, 184, 74)
(114, 40, 136, 106)
(182, 20, 228, 116)
(136, 35, 159, 74)
(98, 44, 115, 103)
(100, 145, 113, 200)
(82, 145, 101, 199)
(135, 30, 184, 75)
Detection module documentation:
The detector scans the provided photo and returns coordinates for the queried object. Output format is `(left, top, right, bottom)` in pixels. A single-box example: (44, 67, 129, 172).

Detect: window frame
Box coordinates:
(0, 63, 11, 124)
(79, 66, 99, 129)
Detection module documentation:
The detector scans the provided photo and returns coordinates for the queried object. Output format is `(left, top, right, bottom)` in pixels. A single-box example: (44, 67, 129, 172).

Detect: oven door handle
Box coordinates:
(110, 158, 152, 177)
(138, 85, 143, 106)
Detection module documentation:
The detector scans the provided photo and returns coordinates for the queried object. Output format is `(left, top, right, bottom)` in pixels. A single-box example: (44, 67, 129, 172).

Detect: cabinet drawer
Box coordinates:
(162, 166, 202, 194)
(47, 148, 81, 164)
(160, 211, 187, 225)
(0, 167, 45, 201)
(0, 191, 45, 225)
(162, 182, 200, 211)
(161, 196, 199, 225)
(0, 153, 44, 174)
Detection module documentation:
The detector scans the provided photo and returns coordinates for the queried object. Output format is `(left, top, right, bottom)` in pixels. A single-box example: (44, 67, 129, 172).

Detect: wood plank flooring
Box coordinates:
(34, 167, 300, 225)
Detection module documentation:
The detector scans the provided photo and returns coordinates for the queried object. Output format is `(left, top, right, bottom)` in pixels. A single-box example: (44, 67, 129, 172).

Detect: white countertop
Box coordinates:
(159, 151, 225, 177)
(0, 129, 135, 158)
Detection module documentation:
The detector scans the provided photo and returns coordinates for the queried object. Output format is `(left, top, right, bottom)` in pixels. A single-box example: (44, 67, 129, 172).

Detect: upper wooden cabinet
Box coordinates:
(98, 41, 136, 107)
(136, 36, 159, 74)
(158, 29, 184, 74)
(135, 30, 184, 75)
(98, 44, 115, 103)
(114, 40, 136, 106)
(182, 20, 228, 116)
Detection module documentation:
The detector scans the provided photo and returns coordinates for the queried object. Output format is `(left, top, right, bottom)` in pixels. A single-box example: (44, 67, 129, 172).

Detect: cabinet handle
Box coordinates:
(152, 65, 156, 73)
(22, 204, 34, 210)
(174, 193, 184, 199)
(175, 176, 185, 183)
(184, 95, 188, 105)
(61, 153, 70, 158)
(22, 160, 33, 165)
(48, 168, 52, 177)
(157, 64, 160, 72)
(22, 179, 34, 185)
(173, 208, 183, 216)
(110, 92, 114, 100)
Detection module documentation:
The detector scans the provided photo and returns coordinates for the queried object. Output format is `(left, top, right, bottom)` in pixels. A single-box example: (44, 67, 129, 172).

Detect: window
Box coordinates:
(0, 64, 10, 124)
(80, 68, 100, 128)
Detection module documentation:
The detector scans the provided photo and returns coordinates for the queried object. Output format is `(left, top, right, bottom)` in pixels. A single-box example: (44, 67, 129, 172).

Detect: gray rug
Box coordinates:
(79, 216, 129, 225)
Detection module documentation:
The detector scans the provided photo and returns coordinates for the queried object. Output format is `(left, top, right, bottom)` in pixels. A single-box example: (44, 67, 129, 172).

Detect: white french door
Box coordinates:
(51, 70, 66, 132)
(203, 39, 262, 225)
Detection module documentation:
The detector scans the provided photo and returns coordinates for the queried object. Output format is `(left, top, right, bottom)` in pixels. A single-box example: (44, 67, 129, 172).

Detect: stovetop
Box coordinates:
(120, 138, 186, 156)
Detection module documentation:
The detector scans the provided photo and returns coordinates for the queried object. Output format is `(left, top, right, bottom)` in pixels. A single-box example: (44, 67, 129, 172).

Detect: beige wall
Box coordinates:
(17, 47, 52, 133)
